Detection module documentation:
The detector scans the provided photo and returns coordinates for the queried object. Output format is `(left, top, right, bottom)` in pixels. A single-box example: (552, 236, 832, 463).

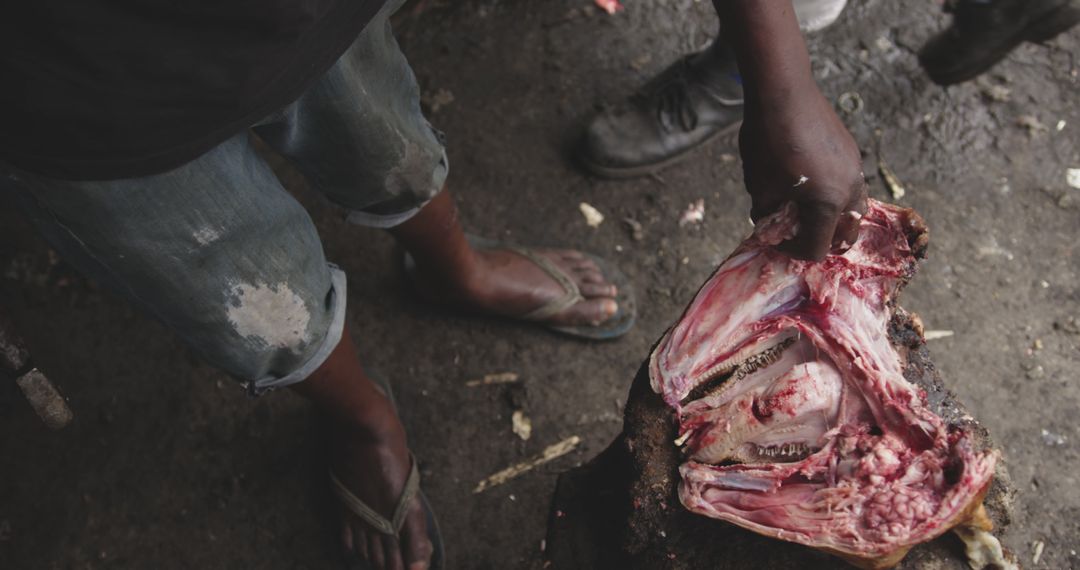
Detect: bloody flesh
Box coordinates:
(648, 200, 997, 567)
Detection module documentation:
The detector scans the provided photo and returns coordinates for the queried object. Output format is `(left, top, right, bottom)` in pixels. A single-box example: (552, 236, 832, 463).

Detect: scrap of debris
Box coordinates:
(977, 77, 1011, 102)
(982, 84, 1011, 102)
(629, 53, 652, 72)
(474, 435, 581, 493)
(1033, 540, 1045, 565)
(465, 372, 519, 387)
(421, 88, 454, 113)
(622, 217, 644, 241)
(1067, 168, 1080, 190)
(678, 199, 705, 227)
(579, 202, 604, 228)
(1041, 429, 1066, 446)
(877, 156, 906, 200)
(594, 0, 623, 15)
(1017, 115, 1049, 136)
(512, 410, 532, 441)
(837, 91, 864, 114)
(923, 330, 954, 341)
(955, 525, 1019, 570)
(975, 235, 1015, 260)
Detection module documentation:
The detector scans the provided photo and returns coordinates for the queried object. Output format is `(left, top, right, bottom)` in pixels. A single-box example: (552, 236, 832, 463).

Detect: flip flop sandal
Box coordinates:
(334, 373, 445, 570)
(404, 235, 637, 341)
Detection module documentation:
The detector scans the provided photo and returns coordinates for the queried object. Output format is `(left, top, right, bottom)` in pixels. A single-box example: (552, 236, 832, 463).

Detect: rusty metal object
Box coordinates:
(1, 309, 73, 430)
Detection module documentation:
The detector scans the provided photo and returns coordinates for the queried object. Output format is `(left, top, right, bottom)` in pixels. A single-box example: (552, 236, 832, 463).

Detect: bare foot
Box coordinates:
(332, 401, 432, 570)
(413, 247, 619, 327)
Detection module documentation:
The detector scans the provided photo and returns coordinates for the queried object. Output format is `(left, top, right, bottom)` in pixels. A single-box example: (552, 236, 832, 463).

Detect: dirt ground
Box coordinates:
(2, 1, 1078, 568)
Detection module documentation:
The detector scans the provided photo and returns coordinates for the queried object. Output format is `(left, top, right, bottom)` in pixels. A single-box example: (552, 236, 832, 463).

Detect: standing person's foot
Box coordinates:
(405, 237, 636, 340)
(920, 0, 1080, 86)
(390, 191, 636, 339)
(578, 46, 745, 180)
(332, 407, 438, 570)
(293, 330, 443, 570)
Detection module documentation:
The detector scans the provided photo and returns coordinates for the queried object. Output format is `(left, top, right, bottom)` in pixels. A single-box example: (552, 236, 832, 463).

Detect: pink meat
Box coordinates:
(648, 200, 997, 563)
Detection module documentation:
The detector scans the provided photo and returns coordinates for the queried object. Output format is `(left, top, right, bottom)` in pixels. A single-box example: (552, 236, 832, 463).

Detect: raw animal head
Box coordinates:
(649, 200, 997, 569)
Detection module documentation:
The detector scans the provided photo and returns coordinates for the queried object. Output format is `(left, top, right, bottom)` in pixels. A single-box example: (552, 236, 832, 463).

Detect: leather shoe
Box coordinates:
(579, 53, 744, 179)
(920, 0, 1080, 85)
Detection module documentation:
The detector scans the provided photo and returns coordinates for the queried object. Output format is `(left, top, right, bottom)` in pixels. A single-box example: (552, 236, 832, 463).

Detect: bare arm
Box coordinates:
(715, 0, 867, 260)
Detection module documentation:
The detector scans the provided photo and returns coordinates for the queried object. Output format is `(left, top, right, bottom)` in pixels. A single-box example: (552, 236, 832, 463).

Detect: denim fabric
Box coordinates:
(0, 0, 442, 394)
(4, 135, 344, 395)
(253, 0, 449, 224)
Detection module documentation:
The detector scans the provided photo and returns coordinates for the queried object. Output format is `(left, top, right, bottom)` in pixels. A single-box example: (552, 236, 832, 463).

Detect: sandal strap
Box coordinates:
(505, 246, 586, 322)
(330, 453, 421, 537)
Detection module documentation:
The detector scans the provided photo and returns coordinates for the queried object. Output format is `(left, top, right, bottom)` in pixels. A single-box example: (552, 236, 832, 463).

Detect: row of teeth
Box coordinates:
(678, 336, 799, 408)
(732, 337, 796, 382)
(680, 337, 799, 406)
(756, 442, 809, 459)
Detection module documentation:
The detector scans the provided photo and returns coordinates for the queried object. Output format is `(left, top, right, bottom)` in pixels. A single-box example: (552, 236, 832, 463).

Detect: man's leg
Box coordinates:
(256, 0, 622, 329)
(578, 0, 848, 179)
(293, 327, 432, 570)
(2, 132, 432, 570)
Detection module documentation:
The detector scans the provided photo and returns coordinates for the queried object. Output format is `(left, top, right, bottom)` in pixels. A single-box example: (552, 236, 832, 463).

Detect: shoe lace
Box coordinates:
(635, 62, 699, 133)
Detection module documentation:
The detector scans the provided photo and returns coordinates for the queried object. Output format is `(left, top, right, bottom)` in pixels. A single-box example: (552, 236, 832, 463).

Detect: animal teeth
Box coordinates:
(683, 337, 799, 405)
(733, 337, 797, 382)
(755, 442, 810, 461)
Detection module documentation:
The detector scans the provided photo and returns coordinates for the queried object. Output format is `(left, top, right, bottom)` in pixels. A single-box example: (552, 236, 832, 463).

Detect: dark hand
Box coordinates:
(738, 82, 867, 261)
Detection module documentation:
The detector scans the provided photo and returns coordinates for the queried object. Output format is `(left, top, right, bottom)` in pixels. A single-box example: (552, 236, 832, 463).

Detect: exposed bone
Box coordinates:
(954, 524, 1017, 570)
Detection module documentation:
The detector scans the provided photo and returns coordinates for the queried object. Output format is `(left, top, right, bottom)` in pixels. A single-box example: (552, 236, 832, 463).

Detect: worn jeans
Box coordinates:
(0, 0, 445, 395)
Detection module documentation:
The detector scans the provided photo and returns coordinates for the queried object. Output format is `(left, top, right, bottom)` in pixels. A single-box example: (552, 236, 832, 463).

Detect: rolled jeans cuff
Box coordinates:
(245, 264, 348, 396)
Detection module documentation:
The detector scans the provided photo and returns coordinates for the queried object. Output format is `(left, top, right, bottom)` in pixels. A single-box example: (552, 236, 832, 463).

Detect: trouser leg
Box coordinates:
(1, 133, 346, 395)
(254, 0, 448, 230)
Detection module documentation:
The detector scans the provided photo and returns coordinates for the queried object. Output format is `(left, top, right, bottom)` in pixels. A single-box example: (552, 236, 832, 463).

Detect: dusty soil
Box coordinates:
(2, 0, 1078, 568)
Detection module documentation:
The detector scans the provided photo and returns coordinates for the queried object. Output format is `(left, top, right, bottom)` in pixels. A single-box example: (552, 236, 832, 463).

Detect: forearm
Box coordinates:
(715, 0, 866, 260)
(713, 0, 817, 106)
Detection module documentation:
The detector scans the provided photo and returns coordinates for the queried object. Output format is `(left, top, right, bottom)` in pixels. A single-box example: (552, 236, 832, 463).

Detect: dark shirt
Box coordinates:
(0, 1, 385, 180)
